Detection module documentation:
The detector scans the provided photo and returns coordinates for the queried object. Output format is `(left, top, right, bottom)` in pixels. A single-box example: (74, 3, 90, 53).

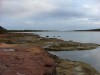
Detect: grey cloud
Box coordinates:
(1, 0, 100, 30)
(50, 8, 85, 19)
(0, 7, 26, 15)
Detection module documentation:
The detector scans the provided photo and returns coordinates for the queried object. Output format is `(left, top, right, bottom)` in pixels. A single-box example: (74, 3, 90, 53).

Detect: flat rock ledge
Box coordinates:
(44, 41, 99, 51)
(0, 33, 99, 51)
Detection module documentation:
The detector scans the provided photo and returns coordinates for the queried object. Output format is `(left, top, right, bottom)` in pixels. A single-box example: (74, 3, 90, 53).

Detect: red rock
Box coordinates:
(0, 44, 56, 75)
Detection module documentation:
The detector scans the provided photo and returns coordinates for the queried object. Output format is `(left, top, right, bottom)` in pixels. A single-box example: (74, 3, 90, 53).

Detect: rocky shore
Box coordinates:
(0, 33, 99, 51)
(0, 33, 100, 75)
(0, 43, 99, 75)
(44, 40, 98, 51)
(51, 55, 100, 75)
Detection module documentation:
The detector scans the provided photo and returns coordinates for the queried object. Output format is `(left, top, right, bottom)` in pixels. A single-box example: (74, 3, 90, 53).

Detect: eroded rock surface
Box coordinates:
(0, 33, 99, 51)
(0, 44, 56, 75)
(48, 53, 100, 75)
(55, 59, 100, 75)
(45, 41, 99, 51)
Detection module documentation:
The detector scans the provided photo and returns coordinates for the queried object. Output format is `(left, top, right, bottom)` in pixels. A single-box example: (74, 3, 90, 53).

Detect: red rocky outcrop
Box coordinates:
(0, 44, 56, 75)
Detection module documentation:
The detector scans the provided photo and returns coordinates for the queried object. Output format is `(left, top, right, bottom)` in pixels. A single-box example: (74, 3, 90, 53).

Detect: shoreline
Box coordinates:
(0, 33, 100, 75)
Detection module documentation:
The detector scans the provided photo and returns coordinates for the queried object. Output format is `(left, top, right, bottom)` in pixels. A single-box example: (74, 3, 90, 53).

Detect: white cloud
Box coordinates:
(0, 0, 56, 18)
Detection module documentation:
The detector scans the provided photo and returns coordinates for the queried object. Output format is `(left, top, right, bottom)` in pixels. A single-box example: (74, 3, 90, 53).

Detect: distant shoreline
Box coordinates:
(7, 30, 59, 32)
(6, 29, 100, 32)
(73, 28, 100, 32)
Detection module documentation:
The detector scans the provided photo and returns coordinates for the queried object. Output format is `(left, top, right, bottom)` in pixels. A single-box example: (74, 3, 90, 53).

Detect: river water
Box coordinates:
(30, 31, 100, 72)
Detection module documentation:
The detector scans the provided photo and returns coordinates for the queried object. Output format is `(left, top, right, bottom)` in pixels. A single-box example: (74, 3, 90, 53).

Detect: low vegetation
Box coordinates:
(0, 26, 6, 33)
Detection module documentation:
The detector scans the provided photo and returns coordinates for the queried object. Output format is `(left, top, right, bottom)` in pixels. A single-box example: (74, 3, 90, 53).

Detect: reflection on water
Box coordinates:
(49, 47, 100, 72)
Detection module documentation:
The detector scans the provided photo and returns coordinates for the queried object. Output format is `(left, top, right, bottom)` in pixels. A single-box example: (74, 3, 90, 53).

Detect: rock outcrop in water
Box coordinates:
(44, 40, 99, 51)
(56, 60, 100, 75)
(47, 51, 100, 75)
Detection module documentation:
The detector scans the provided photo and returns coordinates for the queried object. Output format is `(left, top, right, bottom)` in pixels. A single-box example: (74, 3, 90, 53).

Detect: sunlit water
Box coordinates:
(28, 31, 100, 72)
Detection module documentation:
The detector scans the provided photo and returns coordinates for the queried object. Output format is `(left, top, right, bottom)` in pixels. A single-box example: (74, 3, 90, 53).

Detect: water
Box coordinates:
(30, 31, 100, 72)
(32, 31, 100, 44)
(49, 48, 100, 72)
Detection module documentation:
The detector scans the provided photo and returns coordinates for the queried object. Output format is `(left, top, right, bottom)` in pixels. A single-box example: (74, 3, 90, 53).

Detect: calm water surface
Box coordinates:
(33, 31, 100, 44)
(31, 32, 100, 72)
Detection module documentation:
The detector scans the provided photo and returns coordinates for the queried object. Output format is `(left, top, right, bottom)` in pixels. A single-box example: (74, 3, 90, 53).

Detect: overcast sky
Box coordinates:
(0, 0, 100, 30)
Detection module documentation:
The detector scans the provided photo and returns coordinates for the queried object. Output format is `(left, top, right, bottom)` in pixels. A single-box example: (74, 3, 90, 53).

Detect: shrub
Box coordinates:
(0, 26, 6, 33)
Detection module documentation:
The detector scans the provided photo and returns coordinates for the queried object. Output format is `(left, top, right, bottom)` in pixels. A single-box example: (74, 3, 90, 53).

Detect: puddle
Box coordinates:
(0, 48, 16, 51)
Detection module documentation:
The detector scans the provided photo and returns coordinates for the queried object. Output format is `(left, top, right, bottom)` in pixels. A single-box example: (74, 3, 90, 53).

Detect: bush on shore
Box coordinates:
(0, 26, 6, 34)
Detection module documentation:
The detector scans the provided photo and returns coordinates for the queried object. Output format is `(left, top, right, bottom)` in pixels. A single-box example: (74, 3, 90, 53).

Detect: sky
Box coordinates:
(0, 0, 100, 30)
